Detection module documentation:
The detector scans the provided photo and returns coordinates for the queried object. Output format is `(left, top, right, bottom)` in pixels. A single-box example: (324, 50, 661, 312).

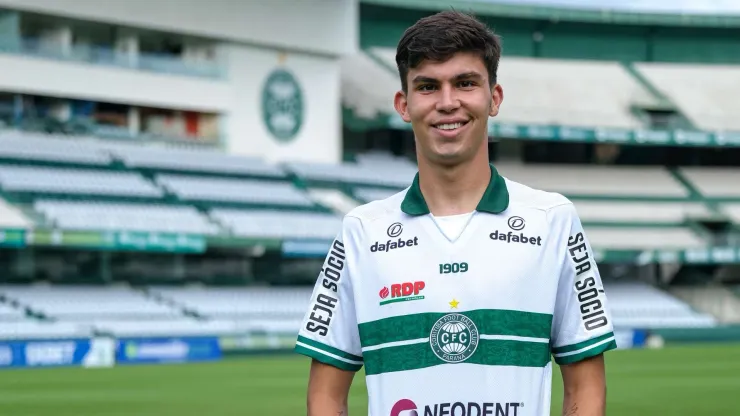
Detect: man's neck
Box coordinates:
(418, 155, 490, 217)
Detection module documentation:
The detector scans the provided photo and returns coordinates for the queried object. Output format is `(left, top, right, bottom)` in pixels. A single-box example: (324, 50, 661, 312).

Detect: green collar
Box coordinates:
(401, 163, 510, 216)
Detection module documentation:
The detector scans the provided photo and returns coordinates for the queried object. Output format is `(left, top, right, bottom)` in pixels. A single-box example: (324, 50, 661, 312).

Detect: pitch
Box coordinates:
(0, 344, 738, 415)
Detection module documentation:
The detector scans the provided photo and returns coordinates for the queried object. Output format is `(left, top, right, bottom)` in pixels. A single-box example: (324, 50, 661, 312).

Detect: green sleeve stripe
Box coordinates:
(551, 331, 615, 354)
(553, 339, 618, 365)
(296, 335, 363, 362)
(294, 344, 363, 372)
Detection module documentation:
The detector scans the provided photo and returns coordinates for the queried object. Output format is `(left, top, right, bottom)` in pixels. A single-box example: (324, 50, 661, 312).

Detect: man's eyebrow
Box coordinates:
(411, 75, 438, 84)
(453, 71, 483, 80)
(411, 72, 483, 84)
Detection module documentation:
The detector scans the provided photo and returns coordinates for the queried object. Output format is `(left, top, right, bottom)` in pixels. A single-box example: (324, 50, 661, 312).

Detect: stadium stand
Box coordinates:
(0, 285, 181, 321)
(340, 52, 399, 119)
(0, 165, 163, 198)
(669, 286, 740, 324)
(0, 132, 112, 166)
(568, 200, 714, 224)
(0, 196, 32, 228)
(150, 286, 310, 320)
(368, 48, 660, 128)
(287, 160, 415, 188)
(155, 174, 315, 208)
(34, 200, 220, 235)
(103, 142, 286, 178)
(496, 162, 689, 198)
(634, 63, 740, 131)
(680, 167, 740, 198)
(210, 209, 342, 240)
(604, 281, 717, 329)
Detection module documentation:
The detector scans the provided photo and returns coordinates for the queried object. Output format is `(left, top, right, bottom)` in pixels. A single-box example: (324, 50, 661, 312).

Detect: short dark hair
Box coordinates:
(395, 11, 502, 93)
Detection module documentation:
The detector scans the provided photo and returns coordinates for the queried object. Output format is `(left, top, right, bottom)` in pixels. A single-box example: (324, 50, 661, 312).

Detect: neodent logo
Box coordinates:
(390, 399, 522, 416)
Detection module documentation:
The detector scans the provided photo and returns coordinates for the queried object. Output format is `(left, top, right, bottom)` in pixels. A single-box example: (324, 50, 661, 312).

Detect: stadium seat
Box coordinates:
(0, 196, 33, 228)
(634, 62, 740, 131)
(0, 165, 162, 198)
(102, 141, 286, 178)
(210, 209, 342, 240)
(585, 226, 706, 250)
(0, 131, 112, 166)
(0, 285, 183, 321)
(572, 200, 714, 224)
(0, 302, 27, 321)
(605, 281, 717, 329)
(340, 52, 399, 118)
(34, 200, 220, 235)
(680, 167, 740, 198)
(497, 162, 689, 198)
(286, 160, 415, 188)
(0, 321, 93, 340)
(155, 174, 315, 207)
(149, 286, 312, 319)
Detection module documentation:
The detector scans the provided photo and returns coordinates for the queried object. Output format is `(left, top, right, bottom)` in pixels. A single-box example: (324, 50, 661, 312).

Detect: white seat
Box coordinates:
(605, 282, 716, 329)
(573, 200, 713, 224)
(497, 162, 688, 198)
(156, 174, 314, 207)
(680, 168, 740, 198)
(0, 132, 111, 165)
(211, 209, 342, 240)
(634, 62, 740, 131)
(0, 285, 182, 320)
(0, 165, 162, 198)
(585, 227, 706, 250)
(103, 142, 285, 177)
(34, 200, 219, 235)
(151, 286, 312, 318)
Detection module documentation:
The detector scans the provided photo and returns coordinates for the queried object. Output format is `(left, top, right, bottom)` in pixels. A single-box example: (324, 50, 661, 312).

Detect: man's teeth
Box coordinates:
(436, 122, 464, 130)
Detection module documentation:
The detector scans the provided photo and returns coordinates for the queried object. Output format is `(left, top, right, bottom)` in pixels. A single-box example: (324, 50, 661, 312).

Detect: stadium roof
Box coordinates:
(363, 0, 740, 28)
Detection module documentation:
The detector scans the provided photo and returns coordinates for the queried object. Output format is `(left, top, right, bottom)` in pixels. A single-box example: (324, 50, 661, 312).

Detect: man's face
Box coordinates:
(394, 52, 503, 166)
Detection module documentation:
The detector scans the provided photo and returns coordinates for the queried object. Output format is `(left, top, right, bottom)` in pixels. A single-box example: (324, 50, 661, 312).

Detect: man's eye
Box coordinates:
(459, 80, 475, 88)
(418, 84, 436, 91)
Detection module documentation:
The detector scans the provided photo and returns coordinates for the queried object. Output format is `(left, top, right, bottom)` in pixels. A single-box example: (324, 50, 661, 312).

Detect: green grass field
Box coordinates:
(1, 343, 739, 416)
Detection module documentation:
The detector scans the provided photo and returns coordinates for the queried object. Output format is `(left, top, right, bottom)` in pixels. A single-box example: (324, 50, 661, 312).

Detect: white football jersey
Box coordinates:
(295, 164, 616, 416)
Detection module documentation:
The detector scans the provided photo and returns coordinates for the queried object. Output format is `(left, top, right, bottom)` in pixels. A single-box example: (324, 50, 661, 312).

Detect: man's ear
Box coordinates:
(394, 90, 412, 123)
(489, 84, 504, 117)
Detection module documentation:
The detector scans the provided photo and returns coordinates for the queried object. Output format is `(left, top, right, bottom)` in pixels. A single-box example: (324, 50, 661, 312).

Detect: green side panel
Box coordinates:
(651, 325, 740, 344)
(652, 27, 740, 64)
(540, 23, 649, 61)
(360, 4, 537, 56)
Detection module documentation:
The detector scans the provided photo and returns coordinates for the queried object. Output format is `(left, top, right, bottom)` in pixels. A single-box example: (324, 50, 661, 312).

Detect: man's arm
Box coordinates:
(560, 354, 607, 416)
(308, 359, 356, 416)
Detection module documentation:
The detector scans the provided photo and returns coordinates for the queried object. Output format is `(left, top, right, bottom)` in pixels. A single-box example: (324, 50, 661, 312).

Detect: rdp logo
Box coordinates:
(379, 281, 425, 306)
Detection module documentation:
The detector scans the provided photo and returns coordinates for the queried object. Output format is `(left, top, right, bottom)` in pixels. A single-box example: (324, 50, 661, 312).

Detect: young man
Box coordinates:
(295, 11, 616, 416)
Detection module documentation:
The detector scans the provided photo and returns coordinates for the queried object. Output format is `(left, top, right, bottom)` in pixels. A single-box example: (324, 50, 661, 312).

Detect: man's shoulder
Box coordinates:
(344, 187, 409, 224)
(503, 176, 574, 214)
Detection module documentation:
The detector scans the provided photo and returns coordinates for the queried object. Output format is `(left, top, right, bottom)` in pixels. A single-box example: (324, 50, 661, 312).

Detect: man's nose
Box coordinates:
(436, 85, 460, 112)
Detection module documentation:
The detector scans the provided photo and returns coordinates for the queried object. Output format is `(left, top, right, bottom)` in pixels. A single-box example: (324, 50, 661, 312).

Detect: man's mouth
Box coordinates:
(433, 121, 470, 134)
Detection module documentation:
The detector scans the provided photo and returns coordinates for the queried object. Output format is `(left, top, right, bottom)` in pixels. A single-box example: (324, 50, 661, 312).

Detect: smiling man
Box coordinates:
(296, 11, 616, 416)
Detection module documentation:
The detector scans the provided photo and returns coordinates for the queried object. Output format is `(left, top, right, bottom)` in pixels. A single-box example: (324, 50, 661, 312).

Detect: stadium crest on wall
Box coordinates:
(261, 68, 304, 143)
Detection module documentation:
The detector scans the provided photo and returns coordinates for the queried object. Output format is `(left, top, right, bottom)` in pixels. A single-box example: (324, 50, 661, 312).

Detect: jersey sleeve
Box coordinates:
(293, 216, 363, 372)
(549, 203, 617, 365)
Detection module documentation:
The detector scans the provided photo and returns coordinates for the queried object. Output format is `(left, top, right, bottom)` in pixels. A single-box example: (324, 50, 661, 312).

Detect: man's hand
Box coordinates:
(560, 353, 607, 416)
(307, 359, 356, 416)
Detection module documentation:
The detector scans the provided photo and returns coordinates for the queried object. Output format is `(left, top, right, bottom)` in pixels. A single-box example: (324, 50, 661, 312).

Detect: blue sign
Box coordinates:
(282, 239, 334, 257)
(0, 339, 92, 368)
(116, 336, 221, 364)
